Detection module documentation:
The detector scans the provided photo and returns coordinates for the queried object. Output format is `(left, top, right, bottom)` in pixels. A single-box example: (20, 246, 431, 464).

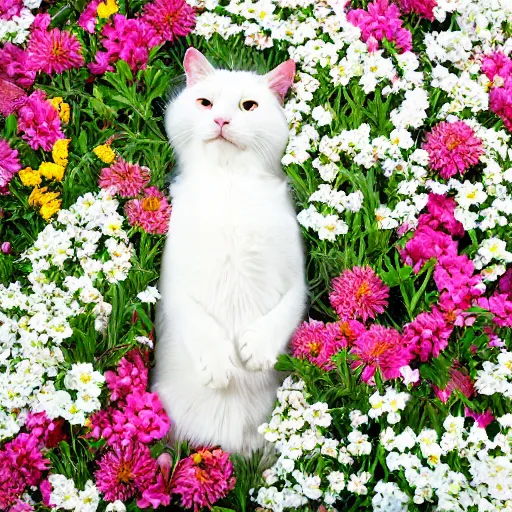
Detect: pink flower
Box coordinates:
(489, 80, 512, 132)
(329, 266, 389, 322)
(477, 293, 512, 328)
(1, 241, 11, 254)
(40, 480, 52, 507)
(78, 0, 101, 33)
(0, 77, 27, 117)
(27, 14, 84, 75)
(142, 0, 196, 45)
(499, 268, 512, 300)
(17, 89, 64, 151)
(125, 186, 171, 235)
(291, 319, 351, 370)
(9, 500, 34, 512)
(351, 324, 414, 383)
(124, 392, 170, 444)
(394, 0, 436, 20)
(0, 138, 20, 195)
(0, 43, 36, 88)
(25, 411, 66, 449)
(95, 441, 160, 502)
(418, 194, 464, 238)
(433, 365, 474, 403)
(99, 158, 151, 197)
(347, 0, 412, 53)
(464, 407, 494, 428)
(423, 121, 484, 179)
(171, 449, 236, 512)
(402, 308, 453, 362)
(89, 15, 160, 74)
(0, 0, 22, 20)
(481, 52, 512, 82)
(104, 349, 149, 401)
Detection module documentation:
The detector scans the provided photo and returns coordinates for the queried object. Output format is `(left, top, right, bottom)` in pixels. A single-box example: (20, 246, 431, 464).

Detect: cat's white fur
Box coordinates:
(153, 49, 307, 454)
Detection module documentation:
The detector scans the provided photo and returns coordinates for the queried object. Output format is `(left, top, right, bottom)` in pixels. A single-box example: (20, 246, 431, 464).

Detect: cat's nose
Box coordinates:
(214, 117, 230, 129)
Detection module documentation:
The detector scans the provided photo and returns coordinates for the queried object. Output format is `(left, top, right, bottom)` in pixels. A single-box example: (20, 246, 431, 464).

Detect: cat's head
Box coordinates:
(165, 48, 295, 170)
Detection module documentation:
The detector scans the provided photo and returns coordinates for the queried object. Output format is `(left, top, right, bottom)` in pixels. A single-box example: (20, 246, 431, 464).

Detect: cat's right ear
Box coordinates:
(183, 48, 214, 87)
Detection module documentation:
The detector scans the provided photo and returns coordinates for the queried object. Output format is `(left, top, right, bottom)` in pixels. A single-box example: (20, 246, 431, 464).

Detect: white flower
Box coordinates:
(311, 105, 333, 126)
(136, 335, 154, 348)
(400, 365, 420, 385)
(64, 363, 105, 393)
(349, 409, 369, 428)
(137, 286, 161, 304)
(347, 471, 371, 495)
(327, 471, 345, 493)
(105, 501, 126, 512)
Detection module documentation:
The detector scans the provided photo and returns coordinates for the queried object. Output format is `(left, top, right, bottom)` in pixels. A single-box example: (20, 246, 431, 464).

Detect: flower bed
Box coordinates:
(1, 0, 512, 511)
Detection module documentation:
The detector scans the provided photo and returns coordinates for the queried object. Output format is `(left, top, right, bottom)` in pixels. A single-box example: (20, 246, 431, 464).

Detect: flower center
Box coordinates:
(142, 197, 161, 212)
(117, 462, 133, 484)
(368, 339, 394, 358)
(445, 135, 460, 151)
(356, 281, 371, 299)
(307, 341, 321, 357)
(339, 321, 354, 340)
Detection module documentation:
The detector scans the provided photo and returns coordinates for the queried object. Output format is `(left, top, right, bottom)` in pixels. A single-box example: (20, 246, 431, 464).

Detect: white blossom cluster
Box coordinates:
(0, 191, 131, 438)
(0, 0, 42, 43)
(48, 474, 100, 512)
(475, 351, 512, 398)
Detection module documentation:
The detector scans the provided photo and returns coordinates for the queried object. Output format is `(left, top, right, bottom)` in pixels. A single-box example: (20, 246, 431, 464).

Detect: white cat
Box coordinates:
(153, 48, 307, 454)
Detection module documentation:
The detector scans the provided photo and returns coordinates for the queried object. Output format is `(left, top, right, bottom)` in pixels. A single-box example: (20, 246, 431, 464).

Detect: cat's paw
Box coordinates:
(239, 326, 277, 371)
(197, 345, 236, 390)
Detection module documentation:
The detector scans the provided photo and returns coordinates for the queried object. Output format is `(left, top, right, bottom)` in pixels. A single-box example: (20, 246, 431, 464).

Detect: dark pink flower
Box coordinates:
(423, 121, 484, 179)
(499, 268, 512, 300)
(329, 266, 389, 322)
(27, 14, 84, 75)
(0, 77, 27, 117)
(78, 0, 101, 33)
(347, 0, 412, 53)
(351, 324, 415, 383)
(104, 349, 149, 401)
(17, 89, 64, 151)
(0, 43, 36, 88)
(403, 308, 453, 362)
(418, 194, 464, 238)
(0, 138, 20, 195)
(25, 411, 66, 449)
(99, 158, 150, 197)
(481, 52, 512, 82)
(125, 392, 170, 444)
(142, 0, 196, 45)
(40, 479, 52, 507)
(394, 0, 436, 20)
(434, 365, 474, 403)
(465, 407, 494, 428)
(1, 241, 11, 254)
(125, 186, 171, 235)
(9, 500, 34, 512)
(477, 293, 512, 328)
(0, 0, 22, 20)
(171, 449, 236, 512)
(489, 80, 512, 132)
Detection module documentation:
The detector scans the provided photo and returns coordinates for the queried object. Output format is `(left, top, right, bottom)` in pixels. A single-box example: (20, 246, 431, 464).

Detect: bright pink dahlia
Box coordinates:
(291, 319, 354, 370)
(329, 266, 389, 322)
(0, 0, 22, 20)
(95, 441, 159, 502)
(347, 0, 412, 53)
(0, 138, 20, 195)
(351, 324, 414, 383)
(125, 186, 171, 235)
(489, 81, 512, 132)
(99, 158, 150, 197)
(104, 349, 149, 401)
(171, 449, 236, 512)
(78, 0, 100, 33)
(395, 0, 436, 20)
(0, 43, 36, 88)
(142, 0, 196, 45)
(402, 308, 453, 362)
(418, 194, 464, 238)
(423, 121, 484, 179)
(17, 89, 64, 151)
(481, 52, 512, 82)
(27, 14, 84, 75)
(464, 407, 494, 428)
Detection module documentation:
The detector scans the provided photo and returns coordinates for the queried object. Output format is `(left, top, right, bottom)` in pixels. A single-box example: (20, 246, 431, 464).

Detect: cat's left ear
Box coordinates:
(265, 59, 296, 103)
(184, 48, 214, 87)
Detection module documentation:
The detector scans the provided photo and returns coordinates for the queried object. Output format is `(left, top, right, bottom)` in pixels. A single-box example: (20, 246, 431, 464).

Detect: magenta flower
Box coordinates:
(464, 407, 494, 428)
(78, 0, 101, 33)
(423, 121, 484, 179)
(329, 266, 389, 322)
(477, 293, 512, 328)
(27, 14, 84, 75)
(0, 43, 36, 88)
(347, 0, 412, 53)
(104, 349, 149, 401)
(418, 194, 464, 238)
(499, 269, 512, 300)
(351, 324, 414, 383)
(481, 52, 512, 82)
(1, 241, 11, 254)
(395, 0, 436, 20)
(25, 411, 66, 449)
(142, 0, 195, 45)
(0, 138, 20, 195)
(434, 365, 474, 403)
(0, 0, 22, 20)
(125, 186, 171, 235)
(99, 158, 151, 197)
(291, 319, 352, 370)
(17, 89, 64, 151)
(9, 500, 34, 512)
(489, 81, 512, 132)
(171, 449, 236, 512)
(125, 392, 170, 444)
(402, 308, 453, 362)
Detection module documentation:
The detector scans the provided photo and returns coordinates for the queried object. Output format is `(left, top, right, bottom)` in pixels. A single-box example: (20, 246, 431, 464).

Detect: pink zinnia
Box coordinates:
(95, 441, 159, 502)
(423, 121, 484, 179)
(78, 0, 101, 33)
(104, 349, 149, 401)
(0, 138, 20, 195)
(27, 14, 84, 75)
(351, 324, 414, 383)
(402, 308, 453, 362)
(0, 0, 22, 20)
(99, 158, 150, 197)
(394, 0, 436, 20)
(0, 43, 36, 88)
(418, 194, 464, 238)
(489, 81, 512, 132)
(17, 89, 64, 151)
(329, 266, 389, 322)
(291, 319, 353, 370)
(125, 186, 171, 235)
(142, 0, 196, 45)
(347, 0, 412, 53)
(481, 52, 512, 82)
(171, 449, 236, 512)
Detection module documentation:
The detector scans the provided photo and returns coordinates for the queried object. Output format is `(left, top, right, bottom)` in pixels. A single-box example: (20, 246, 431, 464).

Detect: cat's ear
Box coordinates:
(183, 48, 214, 87)
(265, 59, 296, 103)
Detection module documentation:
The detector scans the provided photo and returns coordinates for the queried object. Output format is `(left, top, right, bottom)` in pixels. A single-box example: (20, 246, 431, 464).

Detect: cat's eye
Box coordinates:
(197, 98, 212, 109)
(241, 100, 258, 112)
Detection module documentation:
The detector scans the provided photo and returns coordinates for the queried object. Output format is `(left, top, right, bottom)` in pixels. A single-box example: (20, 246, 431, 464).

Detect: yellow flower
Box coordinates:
(39, 162, 65, 182)
(18, 167, 42, 187)
(93, 144, 116, 164)
(40, 199, 62, 221)
(97, 0, 119, 18)
(49, 97, 71, 123)
(52, 138, 70, 168)
(29, 187, 61, 208)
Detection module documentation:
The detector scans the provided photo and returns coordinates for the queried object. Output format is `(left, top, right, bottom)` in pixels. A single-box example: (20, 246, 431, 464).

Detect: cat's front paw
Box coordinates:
(197, 345, 236, 390)
(239, 326, 278, 371)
